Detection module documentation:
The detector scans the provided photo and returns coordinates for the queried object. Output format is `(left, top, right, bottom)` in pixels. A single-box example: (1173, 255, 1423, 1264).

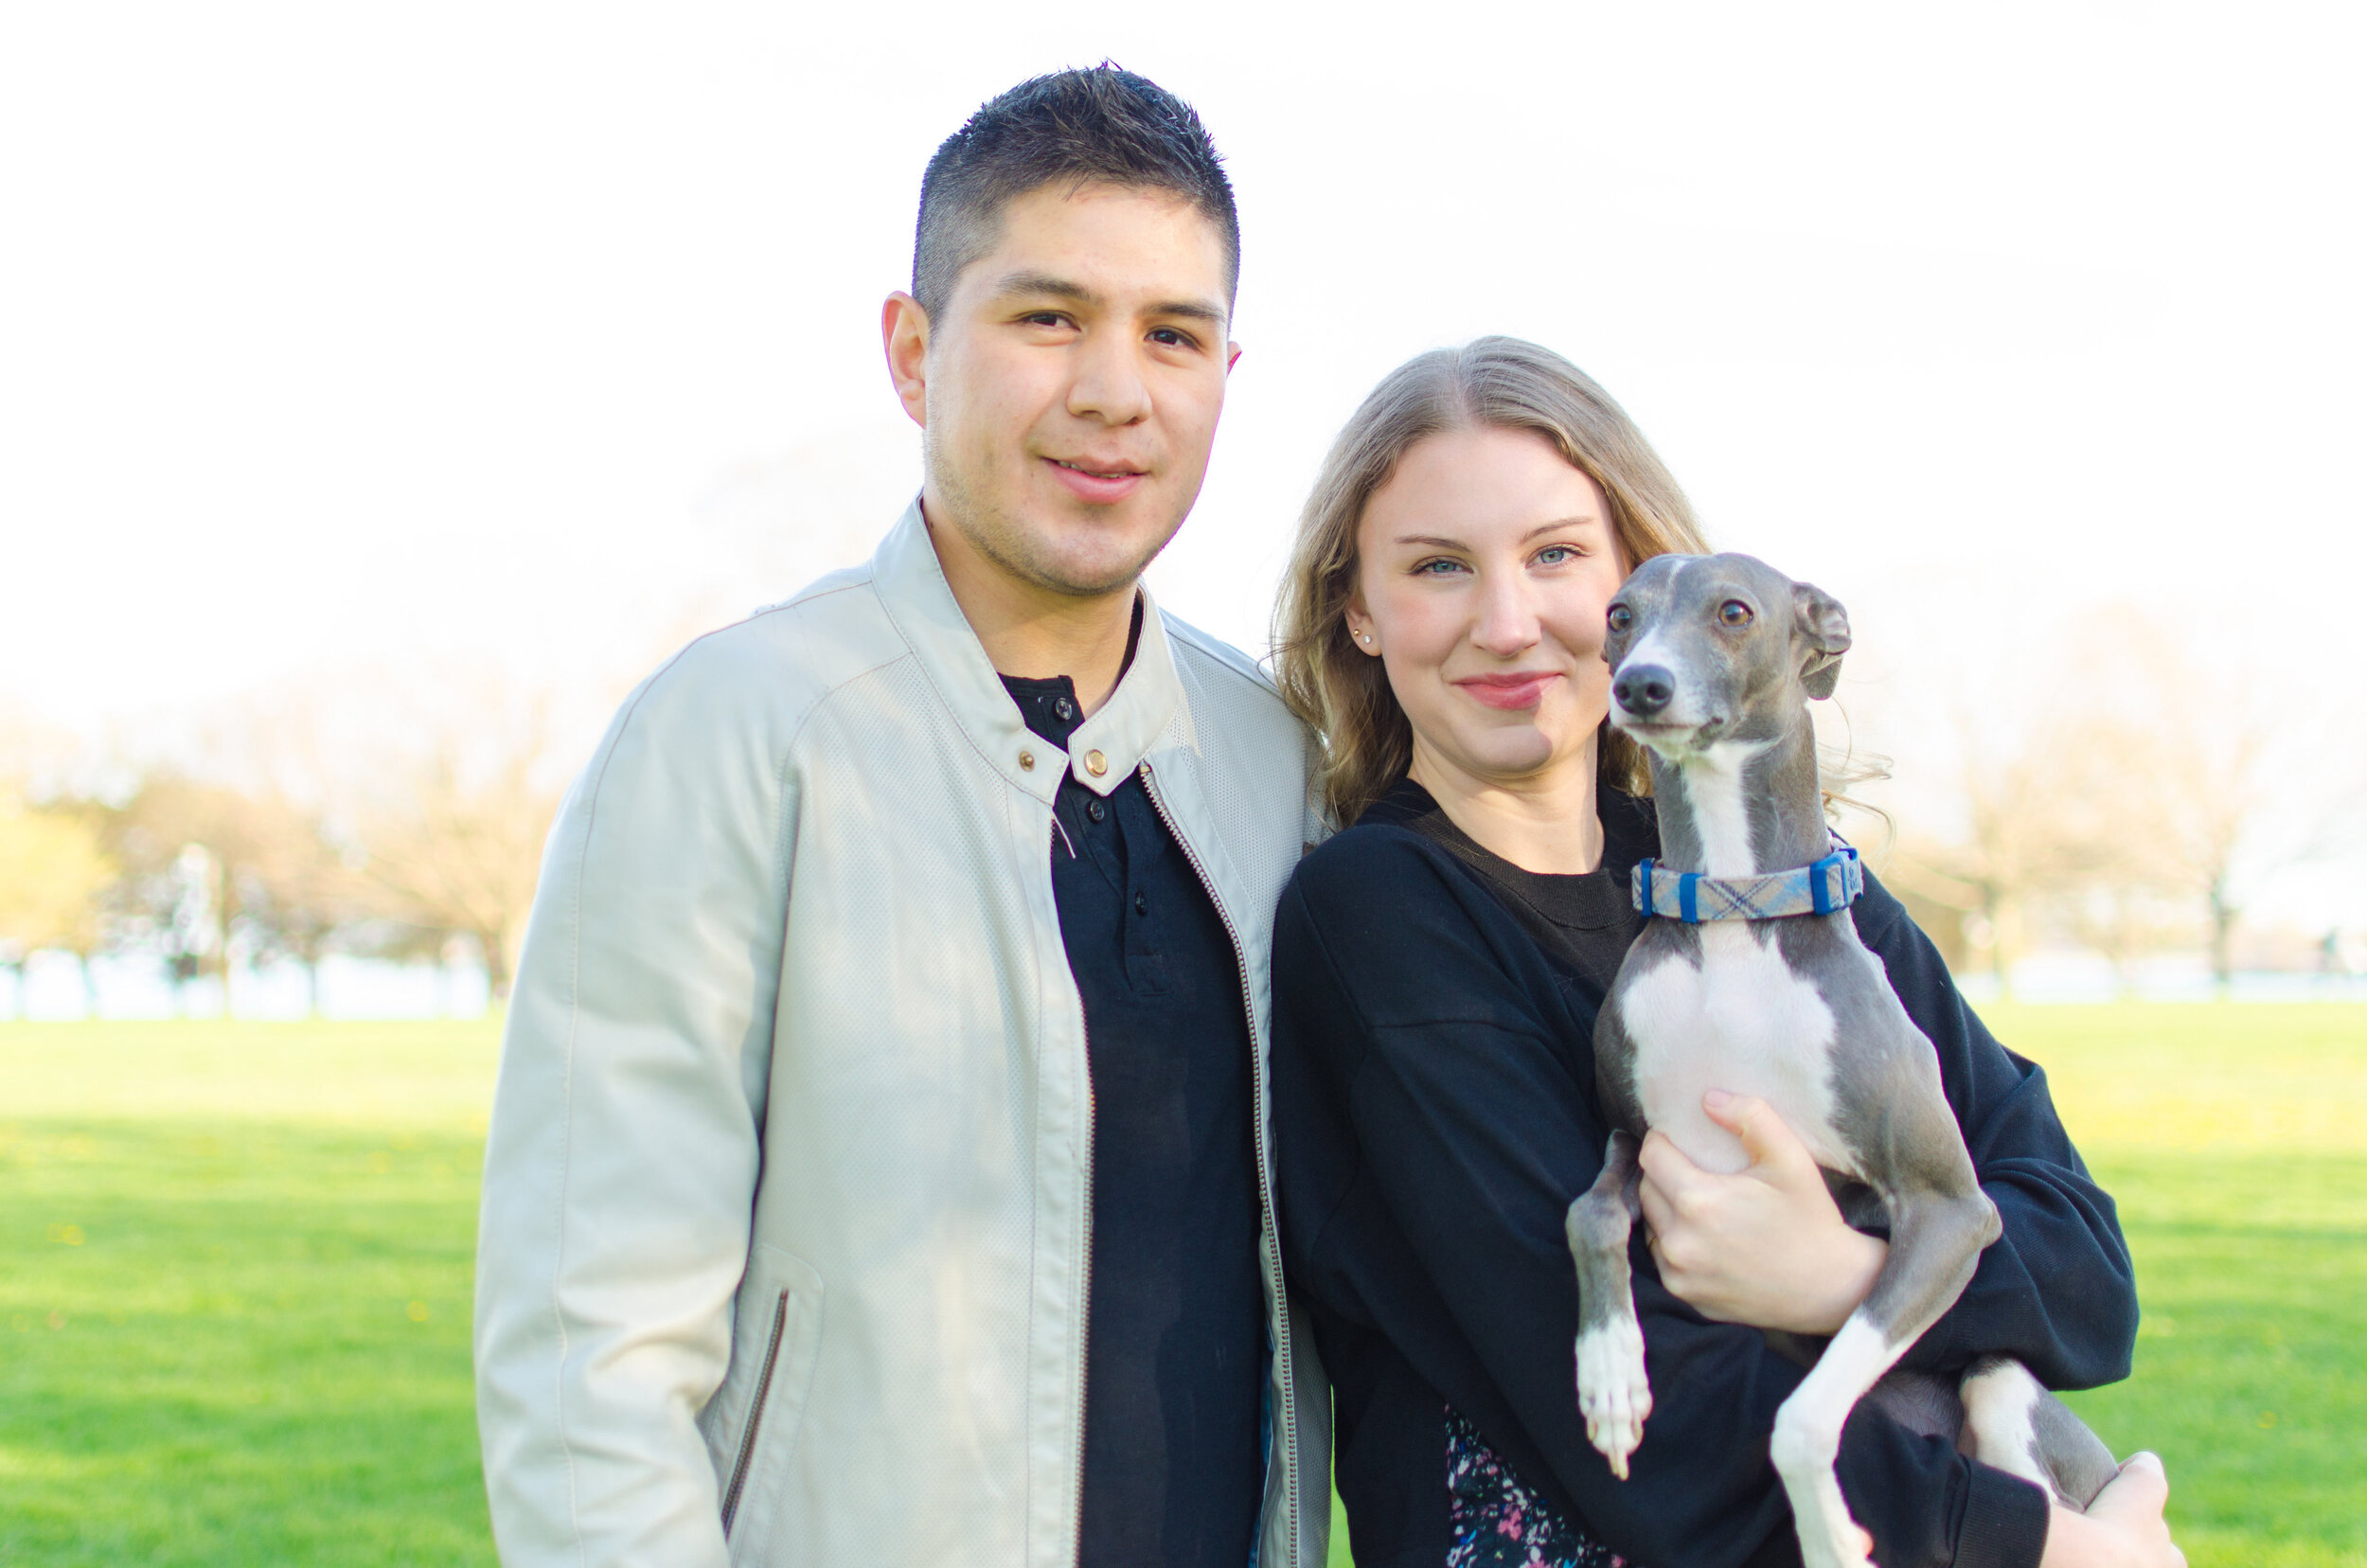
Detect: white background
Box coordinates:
(5, 2, 2361, 920)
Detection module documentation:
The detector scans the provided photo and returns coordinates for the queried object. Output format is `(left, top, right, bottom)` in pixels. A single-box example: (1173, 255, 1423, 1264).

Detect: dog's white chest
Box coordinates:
(1618, 923, 1853, 1177)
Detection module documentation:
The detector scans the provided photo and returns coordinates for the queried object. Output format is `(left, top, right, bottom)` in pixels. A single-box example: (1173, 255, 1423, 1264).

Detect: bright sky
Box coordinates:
(5, 4, 2362, 913)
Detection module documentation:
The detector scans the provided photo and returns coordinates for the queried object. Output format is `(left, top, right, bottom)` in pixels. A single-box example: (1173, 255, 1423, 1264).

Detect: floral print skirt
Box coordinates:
(1446, 1407, 1630, 1568)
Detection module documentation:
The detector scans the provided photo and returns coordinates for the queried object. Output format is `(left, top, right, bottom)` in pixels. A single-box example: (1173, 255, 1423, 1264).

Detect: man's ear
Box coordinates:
(1791, 579, 1851, 700)
(881, 293, 931, 429)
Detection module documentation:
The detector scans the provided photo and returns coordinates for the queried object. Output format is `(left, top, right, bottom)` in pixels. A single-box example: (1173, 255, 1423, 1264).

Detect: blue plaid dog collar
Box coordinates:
(1632, 841, 1864, 923)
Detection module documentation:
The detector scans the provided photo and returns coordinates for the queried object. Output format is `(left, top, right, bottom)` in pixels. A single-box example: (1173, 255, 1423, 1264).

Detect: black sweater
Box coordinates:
(1272, 780, 2138, 1568)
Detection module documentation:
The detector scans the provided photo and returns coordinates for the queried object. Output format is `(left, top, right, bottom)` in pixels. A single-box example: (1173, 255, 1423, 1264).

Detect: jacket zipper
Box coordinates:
(721, 1288, 792, 1538)
(1138, 763, 1302, 1562)
(1059, 806, 1097, 1568)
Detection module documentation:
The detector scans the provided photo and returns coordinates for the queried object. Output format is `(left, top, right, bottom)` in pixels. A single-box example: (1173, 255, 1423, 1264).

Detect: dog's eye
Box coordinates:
(1607, 605, 1633, 633)
(1718, 600, 1754, 629)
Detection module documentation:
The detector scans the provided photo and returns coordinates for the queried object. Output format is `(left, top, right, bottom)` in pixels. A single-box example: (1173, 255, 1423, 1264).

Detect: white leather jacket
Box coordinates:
(474, 502, 1331, 1568)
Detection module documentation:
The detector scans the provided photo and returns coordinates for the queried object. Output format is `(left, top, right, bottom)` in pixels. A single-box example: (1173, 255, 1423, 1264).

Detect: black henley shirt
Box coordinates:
(1003, 668, 1266, 1568)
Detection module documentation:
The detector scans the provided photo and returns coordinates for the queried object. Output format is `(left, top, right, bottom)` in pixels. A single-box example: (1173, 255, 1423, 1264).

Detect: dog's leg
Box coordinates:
(1771, 1187, 2000, 1568)
(1567, 1129, 1651, 1477)
(1959, 1356, 2121, 1511)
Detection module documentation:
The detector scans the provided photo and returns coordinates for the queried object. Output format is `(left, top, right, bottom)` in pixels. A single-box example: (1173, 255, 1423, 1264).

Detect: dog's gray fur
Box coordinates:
(1569, 552, 2119, 1567)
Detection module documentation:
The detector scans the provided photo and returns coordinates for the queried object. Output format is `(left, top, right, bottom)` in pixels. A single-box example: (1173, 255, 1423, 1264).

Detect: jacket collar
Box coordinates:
(870, 500, 1184, 804)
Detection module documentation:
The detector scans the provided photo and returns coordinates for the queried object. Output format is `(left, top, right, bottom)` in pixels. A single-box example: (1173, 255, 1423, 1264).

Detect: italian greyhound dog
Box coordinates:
(1568, 553, 2120, 1568)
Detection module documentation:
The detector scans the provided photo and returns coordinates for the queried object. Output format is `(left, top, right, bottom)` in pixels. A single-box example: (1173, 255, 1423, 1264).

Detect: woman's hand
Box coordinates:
(1636, 1090, 1885, 1336)
(2040, 1453, 2186, 1567)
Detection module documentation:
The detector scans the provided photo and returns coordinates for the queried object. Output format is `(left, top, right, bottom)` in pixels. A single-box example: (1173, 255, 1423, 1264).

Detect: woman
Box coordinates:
(1270, 338, 2181, 1568)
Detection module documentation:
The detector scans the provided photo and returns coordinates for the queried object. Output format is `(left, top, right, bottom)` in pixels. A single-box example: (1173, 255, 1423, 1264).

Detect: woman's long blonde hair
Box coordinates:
(1273, 337, 1712, 828)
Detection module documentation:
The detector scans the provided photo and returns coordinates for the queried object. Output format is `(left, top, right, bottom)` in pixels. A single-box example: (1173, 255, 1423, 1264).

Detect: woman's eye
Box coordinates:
(1535, 545, 1574, 566)
(1718, 600, 1754, 629)
(1607, 605, 1634, 633)
(1414, 559, 1467, 577)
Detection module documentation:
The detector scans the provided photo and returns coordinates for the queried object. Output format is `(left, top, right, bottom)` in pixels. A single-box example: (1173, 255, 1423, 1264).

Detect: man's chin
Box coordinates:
(1004, 514, 1184, 598)
(926, 469, 1194, 600)
(1021, 554, 1162, 599)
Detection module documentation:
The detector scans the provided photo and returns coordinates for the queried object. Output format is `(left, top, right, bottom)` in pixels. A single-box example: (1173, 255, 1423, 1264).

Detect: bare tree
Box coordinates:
(1891, 606, 2332, 994)
(2044, 613, 2288, 995)
(1885, 720, 2104, 998)
(347, 697, 564, 1000)
(101, 774, 371, 1015)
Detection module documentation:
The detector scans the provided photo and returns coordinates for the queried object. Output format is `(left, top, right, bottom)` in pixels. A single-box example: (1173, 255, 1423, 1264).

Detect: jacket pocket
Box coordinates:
(700, 1244, 825, 1559)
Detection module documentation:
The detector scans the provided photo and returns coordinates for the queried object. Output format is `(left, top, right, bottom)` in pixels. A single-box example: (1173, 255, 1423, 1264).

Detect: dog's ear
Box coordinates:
(1791, 580, 1851, 700)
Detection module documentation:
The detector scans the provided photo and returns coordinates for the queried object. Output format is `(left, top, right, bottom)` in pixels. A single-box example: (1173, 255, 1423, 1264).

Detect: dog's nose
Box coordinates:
(1613, 665, 1675, 717)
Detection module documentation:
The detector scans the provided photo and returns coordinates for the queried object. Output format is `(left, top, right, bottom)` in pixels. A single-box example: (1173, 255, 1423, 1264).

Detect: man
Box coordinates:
(473, 66, 1328, 1568)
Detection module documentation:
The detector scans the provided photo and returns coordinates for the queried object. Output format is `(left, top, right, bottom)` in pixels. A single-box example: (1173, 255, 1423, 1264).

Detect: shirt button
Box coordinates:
(1085, 749, 1108, 776)
(1086, 799, 1106, 824)
(1055, 696, 1077, 722)
(1019, 750, 1035, 772)
(1133, 892, 1148, 916)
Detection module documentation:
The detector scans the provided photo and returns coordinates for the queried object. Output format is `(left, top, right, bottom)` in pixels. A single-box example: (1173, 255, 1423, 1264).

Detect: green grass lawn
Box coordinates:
(1, 1023, 500, 1566)
(3, 1007, 2361, 1566)
(2015, 1005, 2365, 1568)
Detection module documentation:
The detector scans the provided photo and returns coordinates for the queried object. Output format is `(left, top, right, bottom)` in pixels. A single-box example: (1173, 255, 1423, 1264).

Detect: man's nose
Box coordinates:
(1066, 335, 1152, 425)
(1612, 664, 1675, 717)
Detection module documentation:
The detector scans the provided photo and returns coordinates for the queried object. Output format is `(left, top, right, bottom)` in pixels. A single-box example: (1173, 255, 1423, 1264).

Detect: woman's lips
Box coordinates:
(1044, 456, 1146, 504)
(1454, 671, 1561, 710)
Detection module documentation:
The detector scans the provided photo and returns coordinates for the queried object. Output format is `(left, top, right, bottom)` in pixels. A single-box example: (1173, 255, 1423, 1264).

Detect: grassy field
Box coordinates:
(1, 1023, 500, 1565)
(3, 1007, 2360, 1566)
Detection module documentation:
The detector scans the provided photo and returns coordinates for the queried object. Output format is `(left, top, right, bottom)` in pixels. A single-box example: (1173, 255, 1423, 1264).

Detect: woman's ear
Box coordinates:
(1344, 591, 1383, 656)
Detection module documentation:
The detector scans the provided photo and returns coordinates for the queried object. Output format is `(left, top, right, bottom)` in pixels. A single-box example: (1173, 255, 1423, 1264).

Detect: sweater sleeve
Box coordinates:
(1276, 834, 2048, 1568)
(474, 633, 794, 1568)
(1851, 873, 2138, 1387)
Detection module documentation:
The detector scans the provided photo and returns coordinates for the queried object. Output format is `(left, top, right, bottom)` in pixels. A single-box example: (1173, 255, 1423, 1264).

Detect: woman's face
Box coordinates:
(1347, 425, 1629, 794)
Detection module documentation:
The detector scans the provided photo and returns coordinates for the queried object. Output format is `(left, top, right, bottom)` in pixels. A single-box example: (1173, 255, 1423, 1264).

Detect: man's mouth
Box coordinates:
(1044, 456, 1148, 503)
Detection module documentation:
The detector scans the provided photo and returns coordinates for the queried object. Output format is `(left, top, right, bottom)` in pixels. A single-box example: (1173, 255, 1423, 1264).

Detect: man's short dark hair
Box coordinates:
(913, 65, 1238, 322)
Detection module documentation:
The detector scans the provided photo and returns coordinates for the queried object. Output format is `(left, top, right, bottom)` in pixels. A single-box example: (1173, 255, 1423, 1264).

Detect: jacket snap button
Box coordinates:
(1085, 750, 1108, 776)
(1019, 750, 1036, 771)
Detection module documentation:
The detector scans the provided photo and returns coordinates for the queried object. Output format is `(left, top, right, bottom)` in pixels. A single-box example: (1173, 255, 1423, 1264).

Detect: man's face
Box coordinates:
(890, 183, 1237, 597)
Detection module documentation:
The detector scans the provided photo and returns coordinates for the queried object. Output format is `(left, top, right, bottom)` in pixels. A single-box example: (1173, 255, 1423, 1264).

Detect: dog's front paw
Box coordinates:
(1788, 1502, 1878, 1568)
(1575, 1315, 1652, 1479)
(1796, 1527, 1876, 1568)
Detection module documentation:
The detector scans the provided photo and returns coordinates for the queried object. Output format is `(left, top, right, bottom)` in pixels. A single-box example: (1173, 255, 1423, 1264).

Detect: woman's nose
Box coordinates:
(1470, 574, 1541, 656)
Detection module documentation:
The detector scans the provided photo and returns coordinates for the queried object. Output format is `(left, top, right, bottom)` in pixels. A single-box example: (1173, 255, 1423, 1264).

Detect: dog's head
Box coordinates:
(1601, 552, 1850, 759)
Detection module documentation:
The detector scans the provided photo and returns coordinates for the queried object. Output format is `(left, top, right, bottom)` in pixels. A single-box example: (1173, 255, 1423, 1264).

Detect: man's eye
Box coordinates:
(1023, 312, 1068, 328)
(1148, 328, 1197, 348)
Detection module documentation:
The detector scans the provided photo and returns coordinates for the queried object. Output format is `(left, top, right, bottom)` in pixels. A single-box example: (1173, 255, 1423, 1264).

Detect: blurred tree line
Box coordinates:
(1, 607, 2359, 1014)
(1875, 609, 2359, 998)
(0, 681, 565, 1015)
